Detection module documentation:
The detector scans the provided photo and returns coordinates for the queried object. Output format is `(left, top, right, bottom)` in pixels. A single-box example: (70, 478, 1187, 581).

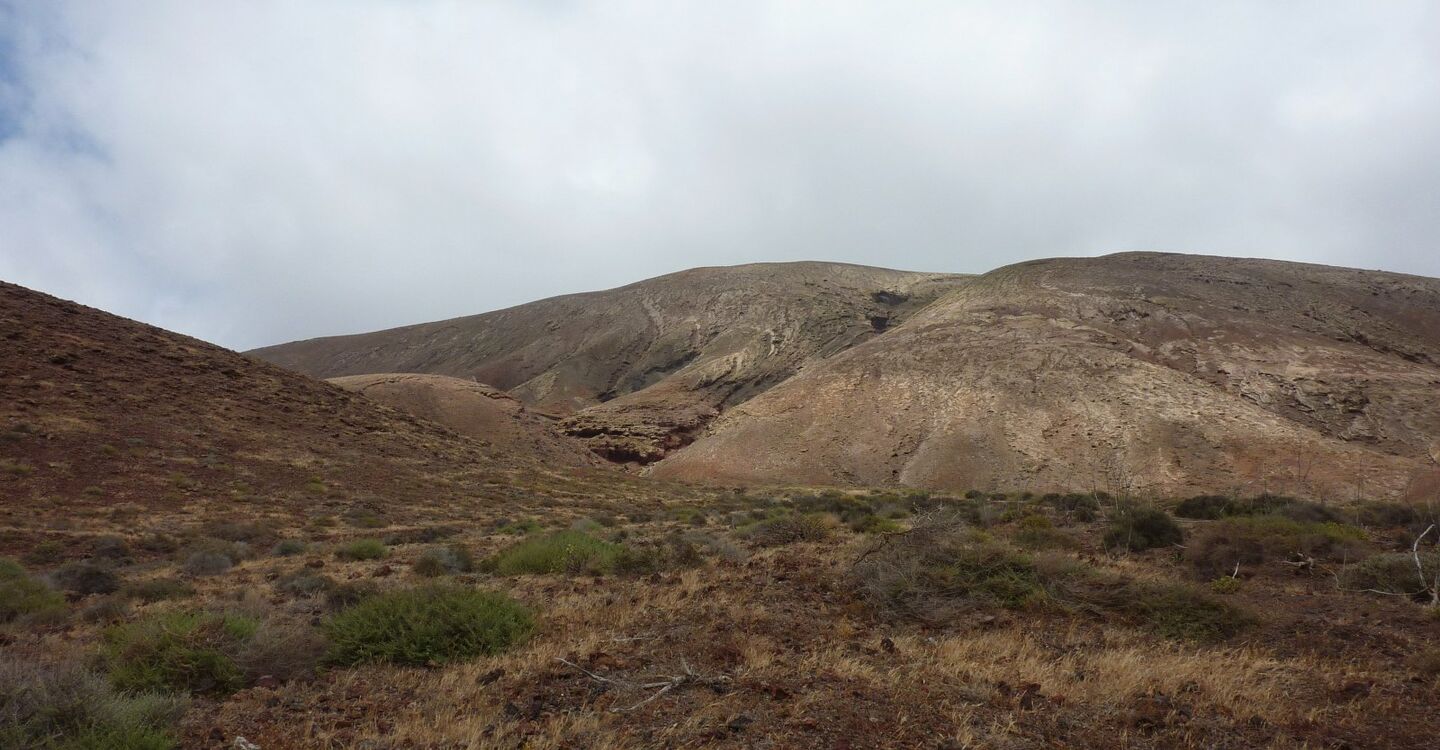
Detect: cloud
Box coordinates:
(1, 1, 1437, 349)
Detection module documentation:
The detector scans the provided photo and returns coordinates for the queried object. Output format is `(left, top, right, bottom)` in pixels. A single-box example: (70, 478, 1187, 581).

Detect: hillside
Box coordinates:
(326, 373, 599, 468)
(0, 280, 639, 557)
(4, 273, 1439, 750)
(255, 252, 1440, 500)
(252, 262, 967, 462)
(655, 253, 1440, 499)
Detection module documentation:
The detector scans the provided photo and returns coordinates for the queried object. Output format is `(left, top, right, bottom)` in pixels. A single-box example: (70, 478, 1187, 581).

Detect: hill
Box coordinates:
(252, 262, 968, 462)
(326, 373, 599, 468)
(256, 253, 1440, 500)
(0, 280, 636, 557)
(654, 253, 1440, 498)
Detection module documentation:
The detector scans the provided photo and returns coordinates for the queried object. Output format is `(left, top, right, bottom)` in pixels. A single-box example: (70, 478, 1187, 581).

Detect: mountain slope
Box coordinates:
(326, 373, 599, 468)
(652, 253, 1440, 498)
(252, 262, 968, 462)
(0, 280, 623, 553)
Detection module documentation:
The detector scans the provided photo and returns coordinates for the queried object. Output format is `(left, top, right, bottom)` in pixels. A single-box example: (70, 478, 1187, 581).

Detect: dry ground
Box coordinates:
(5, 486, 1437, 749)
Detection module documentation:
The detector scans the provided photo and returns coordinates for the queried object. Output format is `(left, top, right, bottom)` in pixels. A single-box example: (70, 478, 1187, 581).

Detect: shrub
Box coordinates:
(235, 618, 327, 683)
(412, 544, 475, 577)
(0, 558, 66, 624)
(1096, 581, 1255, 642)
(1187, 516, 1368, 578)
(1047, 493, 1101, 521)
(0, 655, 185, 750)
(1103, 505, 1183, 552)
(24, 540, 66, 566)
(1209, 576, 1242, 594)
(852, 513, 1053, 622)
(103, 611, 258, 695)
(122, 578, 194, 603)
(270, 539, 307, 556)
(136, 533, 179, 555)
(53, 559, 122, 595)
(204, 520, 274, 545)
(1340, 551, 1440, 598)
(491, 531, 621, 575)
(323, 585, 533, 667)
(342, 509, 386, 529)
(335, 539, 387, 561)
(92, 535, 132, 562)
(181, 551, 234, 577)
(324, 581, 378, 611)
(79, 596, 132, 624)
(745, 514, 833, 547)
(851, 514, 903, 534)
(1011, 515, 1079, 550)
(1175, 495, 1237, 520)
(274, 570, 336, 598)
(494, 518, 542, 536)
(852, 513, 1254, 641)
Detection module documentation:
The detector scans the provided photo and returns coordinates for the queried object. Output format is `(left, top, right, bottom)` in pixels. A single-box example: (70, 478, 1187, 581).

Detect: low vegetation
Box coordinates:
(489, 530, 622, 575)
(0, 558, 65, 624)
(335, 538, 388, 561)
(0, 656, 185, 750)
(323, 586, 533, 667)
(1102, 504, 1183, 552)
(103, 611, 259, 695)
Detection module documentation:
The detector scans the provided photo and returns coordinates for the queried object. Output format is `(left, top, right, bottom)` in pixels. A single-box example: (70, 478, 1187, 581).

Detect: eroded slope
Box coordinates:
(654, 253, 1440, 498)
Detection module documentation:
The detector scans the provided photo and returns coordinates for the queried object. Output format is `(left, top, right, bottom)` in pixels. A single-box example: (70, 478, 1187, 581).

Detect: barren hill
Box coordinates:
(326, 373, 599, 468)
(654, 253, 1440, 499)
(252, 253, 1440, 499)
(252, 262, 967, 462)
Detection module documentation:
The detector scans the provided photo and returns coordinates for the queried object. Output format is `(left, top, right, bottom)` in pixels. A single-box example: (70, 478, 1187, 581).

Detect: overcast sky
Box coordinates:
(1, 2, 1438, 350)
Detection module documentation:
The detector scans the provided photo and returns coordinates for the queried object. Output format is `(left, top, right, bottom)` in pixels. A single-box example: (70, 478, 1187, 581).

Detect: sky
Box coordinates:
(1, 2, 1438, 350)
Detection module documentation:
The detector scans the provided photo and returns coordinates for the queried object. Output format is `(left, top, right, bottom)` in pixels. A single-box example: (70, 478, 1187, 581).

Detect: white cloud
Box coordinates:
(1, 1, 1437, 349)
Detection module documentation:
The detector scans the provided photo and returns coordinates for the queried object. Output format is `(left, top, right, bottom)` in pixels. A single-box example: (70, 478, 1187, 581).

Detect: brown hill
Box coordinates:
(326, 373, 599, 468)
(653, 253, 1440, 499)
(0, 280, 629, 554)
(252, 262, 967, 462)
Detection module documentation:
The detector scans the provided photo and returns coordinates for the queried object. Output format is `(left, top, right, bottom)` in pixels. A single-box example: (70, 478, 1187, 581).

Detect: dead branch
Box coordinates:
(555, 656, 731, 713)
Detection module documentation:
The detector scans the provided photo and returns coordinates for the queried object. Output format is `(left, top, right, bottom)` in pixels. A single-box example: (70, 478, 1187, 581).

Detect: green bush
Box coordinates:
(323, 585, 533, 667)
(103, 611, 258, 695)
(1340, 551, 1439, 598)
(1187, 516, 1368, 577)
(0, 655, 185, 750)
(491, 531, 621, 575)
(1103, 505, 1183, 552)
(0, 558, 65, 624)
(335, 539, 387, 561)
(1097, 581, 1255, 642)
(1175, 495, 1237, 520)
(1045, 492, 1101, 521)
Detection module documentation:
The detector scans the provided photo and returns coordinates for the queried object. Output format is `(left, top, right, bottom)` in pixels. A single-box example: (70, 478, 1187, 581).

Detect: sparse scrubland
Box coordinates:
(4, 268, 1440, 748)
(3, 486, 1438, 749)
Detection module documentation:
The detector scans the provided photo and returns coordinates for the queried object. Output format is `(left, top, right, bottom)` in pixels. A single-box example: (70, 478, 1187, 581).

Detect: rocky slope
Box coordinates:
(653, 253, 1440, 499)
(253, 262, 967, 463)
